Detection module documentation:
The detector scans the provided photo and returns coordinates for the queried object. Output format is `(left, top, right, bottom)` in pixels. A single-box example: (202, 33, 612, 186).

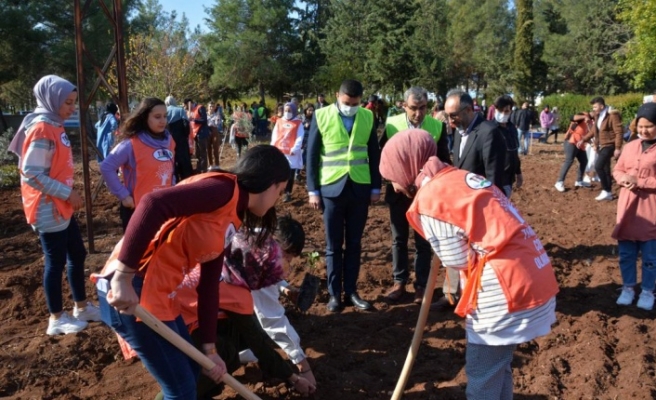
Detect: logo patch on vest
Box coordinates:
(464, 173, 492, 190)
(224, 223, 237, 249)
(283, 123, 293, 129)
(60, 133, 71, 147)
(153, 148, 173, 161)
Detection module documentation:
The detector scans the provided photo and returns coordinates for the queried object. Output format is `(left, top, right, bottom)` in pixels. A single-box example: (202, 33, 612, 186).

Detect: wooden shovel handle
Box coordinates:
(391, 258, 441, 400)
(134, 305, 262, 400)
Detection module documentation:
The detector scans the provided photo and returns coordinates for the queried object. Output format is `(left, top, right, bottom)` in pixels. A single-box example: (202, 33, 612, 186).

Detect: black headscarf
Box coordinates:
(637, 102, 656, 126)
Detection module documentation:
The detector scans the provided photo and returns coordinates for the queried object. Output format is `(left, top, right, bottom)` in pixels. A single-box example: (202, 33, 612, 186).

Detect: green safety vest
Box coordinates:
(315, 105, 373, 185)
(385, 114, 443, 142)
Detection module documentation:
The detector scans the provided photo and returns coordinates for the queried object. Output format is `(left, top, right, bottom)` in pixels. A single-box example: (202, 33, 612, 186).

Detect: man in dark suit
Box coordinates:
(431, 89, 506, 311)
(306, 79, 381, 312)
(447, 89, 506, 189)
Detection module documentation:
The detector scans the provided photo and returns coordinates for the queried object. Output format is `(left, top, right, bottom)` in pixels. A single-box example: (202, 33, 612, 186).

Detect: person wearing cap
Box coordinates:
(379, 128, 558, 400)
(612, 102, 656, 311)
(380, 86, 451, 304)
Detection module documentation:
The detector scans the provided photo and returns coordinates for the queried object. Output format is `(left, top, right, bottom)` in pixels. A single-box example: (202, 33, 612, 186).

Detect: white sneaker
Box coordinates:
(47, 312, 88, 335)
(575, 181, 591, 187)
(616, 287, 635, 306)
(554, 182, 565, 192)
(583, 175, 592, 184)
(592, 176, 601, 182)
(595, 190, 613, 201)
(637, 291, 654, 311)
(73, 302, 102, 322)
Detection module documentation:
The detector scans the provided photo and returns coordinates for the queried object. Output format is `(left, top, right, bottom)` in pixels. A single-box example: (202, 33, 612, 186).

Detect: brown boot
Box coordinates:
(386, 282, 406, 301)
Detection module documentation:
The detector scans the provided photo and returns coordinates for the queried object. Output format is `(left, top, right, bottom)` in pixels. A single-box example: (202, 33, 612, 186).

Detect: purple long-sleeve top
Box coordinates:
(119, 176, 248, 344)
(100, 131, 174, 202)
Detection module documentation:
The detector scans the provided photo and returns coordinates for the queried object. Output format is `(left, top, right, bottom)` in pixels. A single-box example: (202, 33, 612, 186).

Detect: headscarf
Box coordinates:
(380, 129, 448, 191)
(284, 102, 298, 119)
(165, 95, 176, 107)
(100, 102, 118, 125)
(8, 75, 76, 163)
(636, 102, 656, 126)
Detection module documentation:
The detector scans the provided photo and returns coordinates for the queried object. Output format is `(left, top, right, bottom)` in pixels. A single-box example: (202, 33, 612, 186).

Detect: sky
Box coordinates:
(158, 0, 209, 32)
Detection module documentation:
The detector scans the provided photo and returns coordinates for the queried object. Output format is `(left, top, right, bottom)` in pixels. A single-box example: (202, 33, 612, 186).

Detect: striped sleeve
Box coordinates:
(419, 214, 472, 270)
(21, 138, 72, 200)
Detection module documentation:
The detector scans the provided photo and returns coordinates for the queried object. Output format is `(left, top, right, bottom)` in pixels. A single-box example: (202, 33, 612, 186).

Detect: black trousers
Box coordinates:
(386, 184, 432, 288)
(595, 145, 615, 192)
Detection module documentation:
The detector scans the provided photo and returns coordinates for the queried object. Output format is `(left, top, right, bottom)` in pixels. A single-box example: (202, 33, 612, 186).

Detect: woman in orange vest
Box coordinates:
(8, 75, 101, 336)
(379, 129, 558, 400)
(554, 112, 593, 192)
(229, 103, 253, 157)
(100, 97, 175, 231)
(97, 145, 291, 400)
(271, 102, 304, 202)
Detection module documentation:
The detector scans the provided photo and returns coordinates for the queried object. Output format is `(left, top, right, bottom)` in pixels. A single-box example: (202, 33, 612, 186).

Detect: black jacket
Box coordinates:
(452, 114, 507, 189)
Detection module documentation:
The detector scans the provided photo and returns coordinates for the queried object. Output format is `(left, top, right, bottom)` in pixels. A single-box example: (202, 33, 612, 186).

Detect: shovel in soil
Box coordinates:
(296, 272, 320, 312)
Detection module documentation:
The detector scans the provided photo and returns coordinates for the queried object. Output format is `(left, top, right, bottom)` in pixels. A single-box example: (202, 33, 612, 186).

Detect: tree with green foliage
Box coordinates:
(617, 0, 656, 89)
(205, 0, 300, 103)
(514, 0, 535, 100)
(535, 0, 631, 95)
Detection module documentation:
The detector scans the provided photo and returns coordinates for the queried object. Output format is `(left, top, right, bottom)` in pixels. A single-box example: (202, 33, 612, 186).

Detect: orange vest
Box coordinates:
(232, 111, 250, 138)
(190, 105, 201, 140)
(406, 166, 559, 318)
(272, 119, 301, 155)
(568, 120, 590, 150)
(20, 121, 75, 225)
(123, 136, 175, 206)
(96, 172, 243, 321)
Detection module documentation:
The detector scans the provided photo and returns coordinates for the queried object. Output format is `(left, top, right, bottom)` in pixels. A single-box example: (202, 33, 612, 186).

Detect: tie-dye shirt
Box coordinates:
(222, 228, 284, 291)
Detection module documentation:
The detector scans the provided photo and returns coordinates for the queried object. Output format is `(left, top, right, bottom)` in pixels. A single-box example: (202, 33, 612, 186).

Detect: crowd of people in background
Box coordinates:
(9, 73, 655, 400)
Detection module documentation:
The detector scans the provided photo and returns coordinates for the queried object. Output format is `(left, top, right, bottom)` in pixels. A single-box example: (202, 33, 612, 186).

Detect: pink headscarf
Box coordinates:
(380, 129, 448, 192)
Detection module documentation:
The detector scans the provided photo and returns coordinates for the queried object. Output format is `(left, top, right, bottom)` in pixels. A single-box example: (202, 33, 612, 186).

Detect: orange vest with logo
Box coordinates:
(97, 172, 243, 321)
(406, 166, 559, 318)
(20, 121, 75, 225)
(272, 119, 301, 155)
(568, 120, 590, 150)
(123, 136, 175, 206)
(190, 105, 201, 140)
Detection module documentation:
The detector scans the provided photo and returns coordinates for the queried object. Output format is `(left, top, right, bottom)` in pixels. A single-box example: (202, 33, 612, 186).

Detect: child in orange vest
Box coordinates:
(96, 145, 291, 399)
(379, 129, 558, 400)
(8, 75, 101, 335)
(271, 102, 305, 202)
(100, 97, 175, 231)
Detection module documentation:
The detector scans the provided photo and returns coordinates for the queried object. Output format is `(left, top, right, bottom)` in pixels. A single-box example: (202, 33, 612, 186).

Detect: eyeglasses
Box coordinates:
(446, 106, 467, 120)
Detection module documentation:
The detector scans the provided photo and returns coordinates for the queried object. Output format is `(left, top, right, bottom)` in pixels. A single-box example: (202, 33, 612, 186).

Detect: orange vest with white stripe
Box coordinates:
(98, 172, 242, 321)
(406, 166, 559, 317)
(20, 121, 75, 225)
(272, 119, 301, 155)
(123, 136, 175, 206)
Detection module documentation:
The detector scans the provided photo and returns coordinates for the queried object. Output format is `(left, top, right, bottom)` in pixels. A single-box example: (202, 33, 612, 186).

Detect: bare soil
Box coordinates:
(1, 138, 655, 400)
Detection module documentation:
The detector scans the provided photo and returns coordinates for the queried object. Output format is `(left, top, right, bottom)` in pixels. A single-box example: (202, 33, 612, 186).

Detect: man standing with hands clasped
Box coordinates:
(380, 86, 451, 304)
(306, 79, 381, 313)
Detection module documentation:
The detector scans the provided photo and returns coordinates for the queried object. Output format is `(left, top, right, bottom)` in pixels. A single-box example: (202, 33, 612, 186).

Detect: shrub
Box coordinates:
(0, 164, 19, 188)
(541, 93, 644, 131)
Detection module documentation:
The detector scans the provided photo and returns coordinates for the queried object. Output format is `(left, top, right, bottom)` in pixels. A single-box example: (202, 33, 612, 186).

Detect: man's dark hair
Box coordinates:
(183, 98, 192, 105)
(494, 95, 514, 110)
(276, 215, 305, 256)
(339, 79, 364, 98)
(590, 96, 605, 106)
(445, 89, 474, 110)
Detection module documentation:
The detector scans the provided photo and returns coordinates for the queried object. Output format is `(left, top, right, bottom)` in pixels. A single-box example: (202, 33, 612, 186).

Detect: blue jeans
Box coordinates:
(517, 129, 530, 155)
(618, 240, 656, 291)
(98, 275, 200, 399)
(38, 218, 87, 314)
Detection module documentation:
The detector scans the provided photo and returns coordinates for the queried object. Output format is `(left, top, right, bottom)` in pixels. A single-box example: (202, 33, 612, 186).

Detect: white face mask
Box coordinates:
(494, 110, 511, 124)
(283, 112, 293, 120)
(338, 102, 359, 117)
